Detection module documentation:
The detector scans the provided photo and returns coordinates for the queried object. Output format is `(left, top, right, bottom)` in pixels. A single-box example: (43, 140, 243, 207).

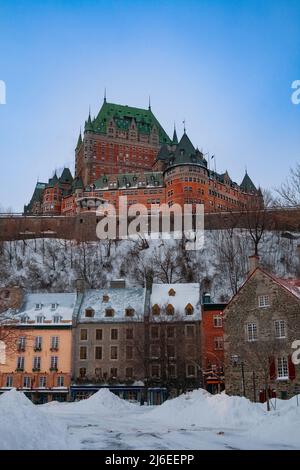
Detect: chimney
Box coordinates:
(145, 270, 154, 293)
(249, 255, 259, 274)
(75, 278, 86, 293)
(110, 279, 126, 289)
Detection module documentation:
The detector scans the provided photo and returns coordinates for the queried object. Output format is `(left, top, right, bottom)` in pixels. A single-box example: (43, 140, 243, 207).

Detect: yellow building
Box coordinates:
(0, 293, 76, 403)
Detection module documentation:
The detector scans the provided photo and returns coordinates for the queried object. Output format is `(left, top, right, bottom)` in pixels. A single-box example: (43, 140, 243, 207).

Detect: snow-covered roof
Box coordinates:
(13, 293, 77, 325)
(78, 288, 146, 323)
(150, 283, 201, 321)
(274, 278, 300, 301)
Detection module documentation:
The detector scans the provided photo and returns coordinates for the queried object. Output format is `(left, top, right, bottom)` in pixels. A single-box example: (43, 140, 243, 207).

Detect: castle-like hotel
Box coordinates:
(24, 98, 260, 216)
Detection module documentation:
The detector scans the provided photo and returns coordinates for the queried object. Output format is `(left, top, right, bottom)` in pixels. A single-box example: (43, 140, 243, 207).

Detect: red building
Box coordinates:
(201, 297, 227, 393)
(24, 98, 262, 216)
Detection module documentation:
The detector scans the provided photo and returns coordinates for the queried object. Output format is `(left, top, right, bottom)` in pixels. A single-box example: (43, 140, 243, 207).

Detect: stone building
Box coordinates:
(147, 283, 202, 396)
(224, 261, 300, 402)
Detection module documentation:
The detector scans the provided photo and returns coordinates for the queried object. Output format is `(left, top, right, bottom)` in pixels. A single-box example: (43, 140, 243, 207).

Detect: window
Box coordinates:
(79, 367, 86, 377)
(151, 326, 159, 339)
(16, 356, 24, 370)
(150, 344, 160, 358)
(102, 294, 109, 303)
(51, 303, 58, 311)
(168, 365, 177, 378)
(166, 304, 174, 316)
(213, 315, 223, 328)
(53, 315, 61, 323)
(33, 356, 41, 370)
(186, 344, 195, 357)
(105, 308, 114, 317)
(125, 367, 133, 378)
(126, 345, 133, 360)
(110, 346, 118, 360)
(167, 326, 175, 338)
(39, 376, 46, 387)
(80, 346, 87, 360)
(111, 329, 118, 340)
(36, 315, 44, 324)
(57, 376, 64, 387)
(258, 295, 270, 308)
(80, 329, 88, 341)
(96, 329, 103, 340)
(151, 365, 160, 378)
(152, 304, 160, 316)
(125, 308, 135, 317)
(110, 367, 118, 378)
(277, 357, 288, 379)
(51, 336, 59, 350)
(274, 320, 286, 339)
(85, 308, 95, 318)
(247, 323, 257, 342)
(95, 346, 102, 360)
(23, 376, 31, 388)
(186, 364, 196, 377)
(95, 367, 102, 377)
(50, 356, 58, 370)
(18, 336, 26, 351)
(35, 303, 43, 310)
(6, 375, 13, 387)
(185, 303, 194, 315)
(126, 328, 134, 340)
(168, 288, 176, 296)
(34, 336, 42, 350)
(185, 325, 195, 337)
(214, 337, 224, 350)
(3, 290, 10, 299)
(167, 344, 176, 358)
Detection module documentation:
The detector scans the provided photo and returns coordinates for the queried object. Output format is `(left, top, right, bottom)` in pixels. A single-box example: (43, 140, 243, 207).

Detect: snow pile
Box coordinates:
(64, 388, 134, 415)
(148, 389, 266, 428)
(0, 389, 68, 450)
(247, 396, 300, 448)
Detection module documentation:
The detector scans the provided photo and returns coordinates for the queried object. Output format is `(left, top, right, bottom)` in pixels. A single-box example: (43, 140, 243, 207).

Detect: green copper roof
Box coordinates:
(46, 173, 59, 188)
(76, 132, 82, 149)
(72, 176, 84, 190)
(24, 182, 46, 213)
(240, 172, 257, 193)
(93, 171, 164, 190)
(84, 114, 94, 133)
(91, 101, 171, 144)
(172, 127, 178, 144)
(59, 168, 73, 185)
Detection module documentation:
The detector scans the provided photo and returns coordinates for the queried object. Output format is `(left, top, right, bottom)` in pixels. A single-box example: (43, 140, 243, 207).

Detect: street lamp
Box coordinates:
(231, 354, 246, 397)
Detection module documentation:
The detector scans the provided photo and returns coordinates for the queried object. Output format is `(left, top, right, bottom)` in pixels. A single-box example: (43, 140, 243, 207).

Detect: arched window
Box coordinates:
(166, 304, 175, 316)
(152, 304, 160, 316)
(185, 303, 194, 315)
(168, 288, 176, 296)
(102, 294, 109, 303)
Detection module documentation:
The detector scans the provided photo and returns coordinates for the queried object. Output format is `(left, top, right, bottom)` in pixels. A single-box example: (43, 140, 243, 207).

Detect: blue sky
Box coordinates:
(0, 0, 299, 211)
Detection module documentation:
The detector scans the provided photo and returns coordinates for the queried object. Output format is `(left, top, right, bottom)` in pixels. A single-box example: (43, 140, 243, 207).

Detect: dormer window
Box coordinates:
(166, 304, 175, 316)
(185, 303, 194, 315)
(85, 308, 95, 318)
(53, 315, 61, 323)
(152, 304, 160, 316)
(125, 308, 135, 317)
(168, 288, 176, 297)
(20, 315, 29, 323)
(36, 315, 44, 324)
(35, 303, 43, 310)
(105, 308, 114, 317)
(102, 295, 109, 303)
(51, 303, 58, 311)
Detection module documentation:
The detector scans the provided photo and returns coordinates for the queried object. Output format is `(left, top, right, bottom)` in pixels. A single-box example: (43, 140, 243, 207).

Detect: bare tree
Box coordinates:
(276, 163, 300, 206)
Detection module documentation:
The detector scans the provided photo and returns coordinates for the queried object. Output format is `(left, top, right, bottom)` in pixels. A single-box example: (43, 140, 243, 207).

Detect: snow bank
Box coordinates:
(75, 388, 134, 412)
(0, 389, 68, 450)
(148, 389, 266, 428)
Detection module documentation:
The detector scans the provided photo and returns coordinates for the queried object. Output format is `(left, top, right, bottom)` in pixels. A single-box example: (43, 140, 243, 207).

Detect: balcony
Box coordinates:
(50, 347, 59, 352)
(49, 367, 58, 372)
(32, 368, 41, 372)
(15, 367, 24, 372)
(34, 346, 42, 352)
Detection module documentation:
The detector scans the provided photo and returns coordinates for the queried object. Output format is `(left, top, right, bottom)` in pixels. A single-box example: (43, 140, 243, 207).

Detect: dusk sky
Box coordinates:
(0, 0, 299, 211)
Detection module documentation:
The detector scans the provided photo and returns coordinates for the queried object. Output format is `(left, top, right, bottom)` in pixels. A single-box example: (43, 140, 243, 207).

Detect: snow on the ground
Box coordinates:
(0, 389, 69, 450)
(0, 388, 299, 450)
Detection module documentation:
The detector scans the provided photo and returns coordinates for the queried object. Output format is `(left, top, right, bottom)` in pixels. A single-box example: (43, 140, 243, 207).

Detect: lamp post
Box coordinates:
(231, 354, 246, 397)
